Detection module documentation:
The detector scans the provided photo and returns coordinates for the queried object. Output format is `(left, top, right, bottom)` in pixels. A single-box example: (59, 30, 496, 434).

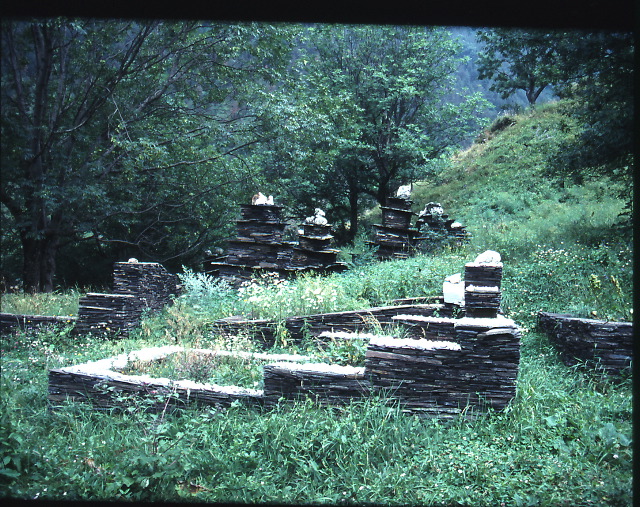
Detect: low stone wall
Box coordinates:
(1, 313, 77, 334)
(48, 346, 310, 411)
(212, 303, 454, 345)
(537, 312, 632, 377)
(263, 363, 370, 407)
(368, 316, 521, 415)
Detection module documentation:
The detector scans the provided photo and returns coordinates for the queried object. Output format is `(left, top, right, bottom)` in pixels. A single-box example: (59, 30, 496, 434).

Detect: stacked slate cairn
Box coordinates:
(290, 209, 347, 273)
(463, 250, 503, 318)
(537, 312, 632, 377)
(370, 185, 419, 260)
(370, 187, 469, 260)
(206, 195, 346, 286)
(363, 250, 518, 416)
(208, 194, 292, 285)
(415, 202, 469, 244)
(73, 259, 180, 338)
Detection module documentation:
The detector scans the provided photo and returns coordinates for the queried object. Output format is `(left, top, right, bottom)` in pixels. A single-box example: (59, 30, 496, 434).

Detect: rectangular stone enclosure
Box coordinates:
(49, 315, 521, 418)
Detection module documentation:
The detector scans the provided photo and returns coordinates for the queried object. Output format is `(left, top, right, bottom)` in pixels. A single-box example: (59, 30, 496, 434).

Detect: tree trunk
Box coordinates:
(20, 232, 59, 293)
(526, 79, 546, 105)
(347, 182, 359, 243)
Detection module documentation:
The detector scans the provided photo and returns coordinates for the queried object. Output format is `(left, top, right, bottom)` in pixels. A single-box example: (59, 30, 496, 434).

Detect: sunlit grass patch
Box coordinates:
(0, 288, 82, 316)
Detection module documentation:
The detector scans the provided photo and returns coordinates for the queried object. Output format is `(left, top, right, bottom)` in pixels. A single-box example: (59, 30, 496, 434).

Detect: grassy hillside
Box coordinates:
(413, 100, 629, 257)
(408, 100, 632, 323)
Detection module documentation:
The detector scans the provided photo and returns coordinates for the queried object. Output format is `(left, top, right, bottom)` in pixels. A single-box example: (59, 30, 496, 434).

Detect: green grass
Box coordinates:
(0, 243, 633, 505)
(0, 288, 82, 316)
(0, 319, 632, 504)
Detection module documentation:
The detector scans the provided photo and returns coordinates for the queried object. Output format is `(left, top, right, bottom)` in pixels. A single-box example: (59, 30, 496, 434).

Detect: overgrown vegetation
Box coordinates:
(0, 100, 632, 504)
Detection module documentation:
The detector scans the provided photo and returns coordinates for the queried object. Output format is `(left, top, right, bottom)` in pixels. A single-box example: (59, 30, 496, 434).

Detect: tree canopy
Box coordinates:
(1, 18, 297, 291)
(476, 29, 574, 105)
(257, 24, 489, 240)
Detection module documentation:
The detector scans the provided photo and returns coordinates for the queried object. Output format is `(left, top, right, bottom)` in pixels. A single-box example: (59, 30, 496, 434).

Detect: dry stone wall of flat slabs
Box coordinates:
(537, 312, 632, 377)
(212, 303, 452, 345)
(113, 261, 181, 311)
(368, 315, 521, 414)
(2, 261, 180, 337)
(72, 293, 146, 338)
(48, 346, 312, 412)
(49, 314, 521, 417)
(73, 261, 180, 338)
(262, 363, 370, 407)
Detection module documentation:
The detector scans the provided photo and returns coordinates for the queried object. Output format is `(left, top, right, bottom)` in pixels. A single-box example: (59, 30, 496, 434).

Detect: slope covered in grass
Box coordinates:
(413, 100, 628, 256)
(409, 99, 632, 322)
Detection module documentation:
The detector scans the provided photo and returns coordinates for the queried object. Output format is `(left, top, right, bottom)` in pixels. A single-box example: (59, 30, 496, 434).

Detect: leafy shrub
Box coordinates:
(176, 268, 237, 319)
(235, 271, 367, 321)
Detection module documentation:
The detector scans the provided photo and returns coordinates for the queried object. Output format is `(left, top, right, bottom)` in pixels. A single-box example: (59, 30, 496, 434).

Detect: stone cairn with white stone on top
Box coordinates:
(369, 250, 518, 416)
(289, 208, 346, 272)
(369, 188, 469, 260)
(415, 202, 469, 244)
(206, 195, 347, 286)
(370, 185, 420, 260)
(210, 193, 291, 284)
(464, 250, 503, 318)
(257, 249, 516, 417)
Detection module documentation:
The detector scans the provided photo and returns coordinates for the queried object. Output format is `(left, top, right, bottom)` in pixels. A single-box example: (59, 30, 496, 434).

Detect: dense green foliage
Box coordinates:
(476, 29, 633, 207)
(6, 23, 631, 291)
(476, 29, 571, 104)
(1, 19, 298, 290)
(257, 25, 489, 240)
